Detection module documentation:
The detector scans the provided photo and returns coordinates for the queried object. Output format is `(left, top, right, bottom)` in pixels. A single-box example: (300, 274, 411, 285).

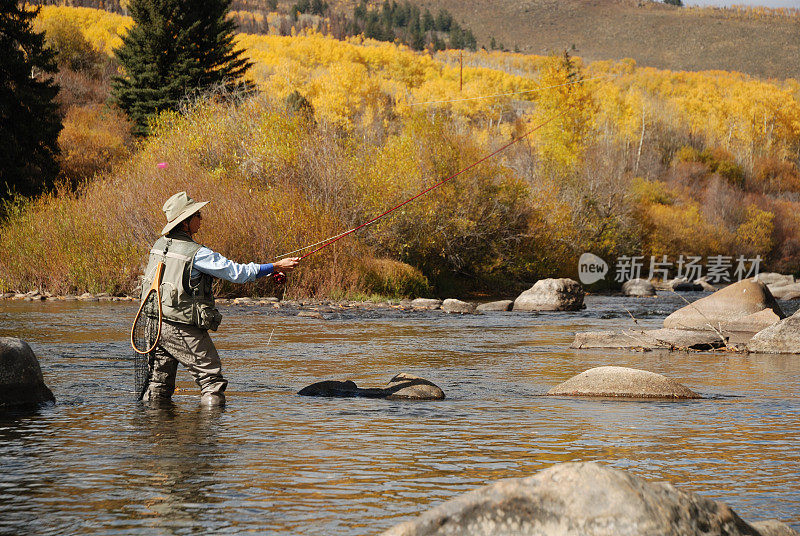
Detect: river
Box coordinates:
(1, 294, 798, 535)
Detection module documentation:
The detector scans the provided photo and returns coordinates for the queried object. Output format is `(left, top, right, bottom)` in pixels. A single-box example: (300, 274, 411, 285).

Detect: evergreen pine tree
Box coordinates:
(112, 0, 252, 135)
(0, 1, 62, 200)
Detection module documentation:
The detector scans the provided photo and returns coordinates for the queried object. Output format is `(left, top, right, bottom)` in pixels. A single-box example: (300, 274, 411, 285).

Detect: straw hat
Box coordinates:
(161, 191, 208, 235)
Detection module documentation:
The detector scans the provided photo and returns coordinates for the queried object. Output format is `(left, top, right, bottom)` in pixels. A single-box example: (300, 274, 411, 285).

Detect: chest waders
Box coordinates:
(141, 232, 223, 331)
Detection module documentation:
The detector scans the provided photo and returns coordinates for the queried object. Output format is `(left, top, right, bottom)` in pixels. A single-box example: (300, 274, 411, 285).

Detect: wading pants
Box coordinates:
(143, 321, 228, 400)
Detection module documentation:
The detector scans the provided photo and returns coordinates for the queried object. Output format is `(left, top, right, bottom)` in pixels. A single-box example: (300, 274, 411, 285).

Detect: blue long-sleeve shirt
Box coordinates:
(191, 246, 274, 283)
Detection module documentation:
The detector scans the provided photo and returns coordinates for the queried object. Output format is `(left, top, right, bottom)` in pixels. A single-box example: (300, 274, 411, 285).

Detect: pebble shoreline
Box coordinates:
(0, 291, 478, 312)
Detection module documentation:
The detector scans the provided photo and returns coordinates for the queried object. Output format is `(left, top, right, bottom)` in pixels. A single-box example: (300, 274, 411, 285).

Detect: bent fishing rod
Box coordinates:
(269, 109, 568, 284)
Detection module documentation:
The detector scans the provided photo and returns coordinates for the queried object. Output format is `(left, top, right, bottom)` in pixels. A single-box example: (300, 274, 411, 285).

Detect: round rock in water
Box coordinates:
(547, 366, 700, 399)
(622, 278, 656, 297)
(0, 337, 56, 410)
(384, 373, 444, 400)
(513, 278, 584, 311)
(441, 298, 476, 314)
(380, 461, 797, 536)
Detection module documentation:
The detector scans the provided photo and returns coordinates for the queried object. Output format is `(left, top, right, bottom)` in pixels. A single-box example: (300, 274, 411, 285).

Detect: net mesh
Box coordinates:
(132, 292, 160, 400)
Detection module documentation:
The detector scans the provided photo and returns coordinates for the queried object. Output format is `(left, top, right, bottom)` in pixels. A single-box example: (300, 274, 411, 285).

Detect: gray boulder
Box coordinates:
(441, 298, 476, 314)
(747, 309, 800, 353)
(384, 373, 445, 400)
(410, 298, 442, 310)
(622, 278, 656, 297)
(663, 280, 784, 331)
(513, 278, 584, 311)
(476, 300, 513, 312)
(298, 373, 444, 400)
(570, 328, 724, 351)
(546, 366, 700, 399)
(380, 462, 796, 536)
(0, 337, 55, 410)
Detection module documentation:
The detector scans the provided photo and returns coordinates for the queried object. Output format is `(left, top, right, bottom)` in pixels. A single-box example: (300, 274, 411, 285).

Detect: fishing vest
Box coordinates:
(141, 231, 223, 331)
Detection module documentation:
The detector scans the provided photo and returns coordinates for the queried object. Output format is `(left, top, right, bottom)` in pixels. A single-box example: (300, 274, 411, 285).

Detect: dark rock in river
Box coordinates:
(546, 366, 700, 399)
(380, 462, 796, 536)
(747, 308, 800, 354)
(663, 280, 784, 332)
(441, 298, 476, 314)
(0, 337, 55, 410)
(669, 277, 703, 291)
(622, 278, 656, 297)
(513, 278, 584, 311)
(476, 300, 513, 312)
(570, 328, 724, 351)
(299, 373, 444, 400)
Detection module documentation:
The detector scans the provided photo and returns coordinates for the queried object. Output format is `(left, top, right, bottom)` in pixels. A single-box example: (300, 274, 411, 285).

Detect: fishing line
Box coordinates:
(407, 74, 615, 107)
(272, 108, 567, 265)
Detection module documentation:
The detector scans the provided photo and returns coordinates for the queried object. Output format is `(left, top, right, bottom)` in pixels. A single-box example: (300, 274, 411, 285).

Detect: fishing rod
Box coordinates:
(269, 108, 568, 284)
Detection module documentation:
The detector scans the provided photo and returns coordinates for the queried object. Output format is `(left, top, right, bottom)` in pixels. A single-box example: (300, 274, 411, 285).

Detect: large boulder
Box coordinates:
(747, 309, 800, 353)
(441, 298, 476, 314)
(570, 329, 724, 351)
(0, 337, 55, 410)
(513, 278, 584, 311)
(476, 300, 513, 312)
(380, 462, 796, 536)
(546, 366, 700, 399)
(298, 373, 444, 400)
(663, 280, 784, 331)
(622, 278, 656, 297)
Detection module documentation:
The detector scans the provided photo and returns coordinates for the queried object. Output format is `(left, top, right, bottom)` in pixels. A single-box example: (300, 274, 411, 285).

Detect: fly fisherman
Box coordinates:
(140, 191, 300, 406)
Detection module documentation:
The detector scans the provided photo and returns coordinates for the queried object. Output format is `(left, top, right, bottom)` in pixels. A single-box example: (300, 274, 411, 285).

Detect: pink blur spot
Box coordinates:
(156, 162, 168, 169)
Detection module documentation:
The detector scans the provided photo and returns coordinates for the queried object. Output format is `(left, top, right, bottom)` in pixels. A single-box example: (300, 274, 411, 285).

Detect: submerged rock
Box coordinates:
(546, 366, 700, 399)
(663, 280, 784, 331)
(299, 373, 444, 400)
(476, 300, 513, 312)
(513, 278, 584, 311)
(570, 328, 724, 351)
(380, 462, 796, 536)
(747, 309, 800, 354)
(441, 298, 476, 314)
(622, 278, 656, 297)
(0, 337, 55, 410)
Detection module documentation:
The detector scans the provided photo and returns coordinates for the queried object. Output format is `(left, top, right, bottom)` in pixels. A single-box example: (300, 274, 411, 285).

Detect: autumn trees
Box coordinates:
(111, 0, 252, 135)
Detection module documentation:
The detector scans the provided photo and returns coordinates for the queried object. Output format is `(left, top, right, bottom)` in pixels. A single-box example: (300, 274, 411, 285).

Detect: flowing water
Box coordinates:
(1, 294, 799, 535)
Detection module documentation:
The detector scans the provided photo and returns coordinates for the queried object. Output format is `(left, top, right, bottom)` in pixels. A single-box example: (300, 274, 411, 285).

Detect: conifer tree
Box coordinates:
(112, 0, 252, 135)
(0, 1, 62, 200)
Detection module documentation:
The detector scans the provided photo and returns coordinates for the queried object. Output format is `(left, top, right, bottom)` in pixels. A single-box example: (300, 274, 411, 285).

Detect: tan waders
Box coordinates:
(142, 321, 227, 405)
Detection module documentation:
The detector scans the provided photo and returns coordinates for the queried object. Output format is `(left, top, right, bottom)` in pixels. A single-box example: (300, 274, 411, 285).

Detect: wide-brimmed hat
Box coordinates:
(160, 191, 209, 235)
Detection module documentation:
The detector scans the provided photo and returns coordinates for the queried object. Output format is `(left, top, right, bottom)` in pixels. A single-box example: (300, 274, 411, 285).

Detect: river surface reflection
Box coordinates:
(1, 294, 799, 535)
